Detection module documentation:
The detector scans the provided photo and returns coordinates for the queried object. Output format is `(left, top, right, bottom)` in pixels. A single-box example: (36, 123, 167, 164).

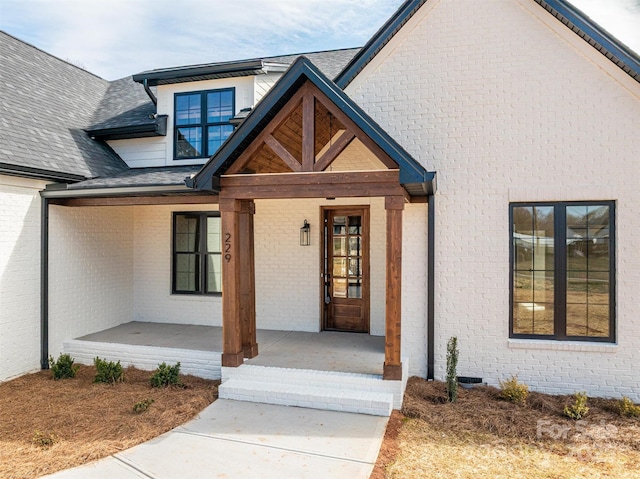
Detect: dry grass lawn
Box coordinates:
(0, 365, 218, 479)
(374, 377, 640, 479)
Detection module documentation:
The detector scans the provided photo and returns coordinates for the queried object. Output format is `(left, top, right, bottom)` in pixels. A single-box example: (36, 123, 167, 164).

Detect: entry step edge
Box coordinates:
(218, 378, 393, 416)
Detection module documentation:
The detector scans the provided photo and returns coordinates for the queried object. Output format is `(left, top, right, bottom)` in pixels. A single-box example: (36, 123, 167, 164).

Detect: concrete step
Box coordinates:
(222, 363, 407, 409)
(218, 378, 394, 416)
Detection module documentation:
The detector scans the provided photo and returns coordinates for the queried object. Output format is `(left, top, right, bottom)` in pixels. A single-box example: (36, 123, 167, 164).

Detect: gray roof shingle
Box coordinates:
(0, 31, 128, 180)
(88, 76, 156, 130)
(258, 48, 361, 80)
(67, 165, 201, 190)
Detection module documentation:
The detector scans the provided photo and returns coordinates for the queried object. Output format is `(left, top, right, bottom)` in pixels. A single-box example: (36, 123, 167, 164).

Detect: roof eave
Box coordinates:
(41, 183, 195, 199)
(335, 0, 427, 88)
(86, 115, 168, 140)
(132, 60, 289, 86)
(0, 163, 87, 183)
(535, 0, 640, 82)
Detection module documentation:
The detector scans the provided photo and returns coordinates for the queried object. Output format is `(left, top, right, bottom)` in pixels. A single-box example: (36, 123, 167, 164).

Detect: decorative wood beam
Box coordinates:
(313, 130, 356, 172)
(226, 87, 307, 175)
(220, 171, 407, 200)
(302, 91, 315, 172)
(384, 195, 404, 380)
(238, 200, 258, 358)
(307, 82, 399, 169)
(264, 134, 302, 172)
(220, 198, 244, 367)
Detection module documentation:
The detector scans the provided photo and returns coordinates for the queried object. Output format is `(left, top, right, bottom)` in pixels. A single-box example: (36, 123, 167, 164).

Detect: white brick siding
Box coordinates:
(48, 206, 134, 359)
(132, 204, 222, 326)
(346, 0, 640, 400)
(0, 176, 47, 380)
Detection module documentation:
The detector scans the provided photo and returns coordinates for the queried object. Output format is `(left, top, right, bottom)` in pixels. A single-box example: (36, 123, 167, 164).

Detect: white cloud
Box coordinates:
(1, 0, 638, 80)
(0, 0, 401, 79)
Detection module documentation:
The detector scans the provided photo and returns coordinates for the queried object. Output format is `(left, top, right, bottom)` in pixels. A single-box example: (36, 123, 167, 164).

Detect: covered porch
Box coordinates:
(65, 321, 385, 376)
(64, 321, 406, 416)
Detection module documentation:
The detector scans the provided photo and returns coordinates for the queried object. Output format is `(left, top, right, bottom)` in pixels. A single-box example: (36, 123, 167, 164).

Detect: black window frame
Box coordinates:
(173, 88, 235, 160)
(509, 201, 616, 343)
(172, 211, 222, 295)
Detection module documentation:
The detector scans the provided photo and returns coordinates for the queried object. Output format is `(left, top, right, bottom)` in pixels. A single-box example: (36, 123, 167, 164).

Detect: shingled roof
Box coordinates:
(0, 31, 128, 182)
(89, 48, 360, 139)
(88, 76, 157, 131)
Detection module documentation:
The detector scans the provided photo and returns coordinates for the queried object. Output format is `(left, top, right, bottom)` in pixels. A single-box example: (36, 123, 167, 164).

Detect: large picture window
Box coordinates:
(172, 212, 221, 294)
(510, 201, 615, 342)
(174, 88, 234, 159)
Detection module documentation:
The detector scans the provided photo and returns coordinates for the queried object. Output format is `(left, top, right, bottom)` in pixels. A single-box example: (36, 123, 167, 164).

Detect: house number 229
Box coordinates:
(224, 233, 232, 262)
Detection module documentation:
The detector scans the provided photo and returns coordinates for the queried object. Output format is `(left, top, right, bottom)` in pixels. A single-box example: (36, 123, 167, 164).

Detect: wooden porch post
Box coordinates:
(220, 198, 244, 367)
(384, 196, 404, 380)
(239, 200, 258, 358)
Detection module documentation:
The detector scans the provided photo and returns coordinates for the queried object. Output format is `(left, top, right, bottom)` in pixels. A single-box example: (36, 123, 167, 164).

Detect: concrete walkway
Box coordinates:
(43, 399, 388, 479)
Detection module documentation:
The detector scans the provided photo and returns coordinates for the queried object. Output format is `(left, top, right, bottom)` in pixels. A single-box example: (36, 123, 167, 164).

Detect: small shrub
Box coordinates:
(499, 375, 529, 406)
(133, 398, 154, 414)
(48, 353, 80, 380)
(619, 396, 640, 417)
(564, 392, 589, 420)
(446, 337, 459, 403)
(93, 357, 123, 384)
(150, 362, 182, 388)
(32, 431, 58, 448)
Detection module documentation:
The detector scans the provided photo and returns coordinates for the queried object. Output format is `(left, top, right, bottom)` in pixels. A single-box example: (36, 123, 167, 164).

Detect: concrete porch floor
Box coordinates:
(76, 321, 385, 375)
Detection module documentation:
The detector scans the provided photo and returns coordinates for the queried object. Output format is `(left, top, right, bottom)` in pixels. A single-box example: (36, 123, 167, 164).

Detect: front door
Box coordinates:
(322, 207, 370, 332)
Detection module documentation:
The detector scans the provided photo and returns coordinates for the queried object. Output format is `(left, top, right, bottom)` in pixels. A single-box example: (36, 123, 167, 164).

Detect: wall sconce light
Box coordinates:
(300, 219, 310, 246)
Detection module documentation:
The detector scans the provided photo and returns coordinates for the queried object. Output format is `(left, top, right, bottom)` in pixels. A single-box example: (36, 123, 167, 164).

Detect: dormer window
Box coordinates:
(174, 88, 235, 159)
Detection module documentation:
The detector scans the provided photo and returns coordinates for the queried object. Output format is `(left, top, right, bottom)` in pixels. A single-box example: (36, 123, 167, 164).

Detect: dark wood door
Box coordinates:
(322, 207, 369, 332)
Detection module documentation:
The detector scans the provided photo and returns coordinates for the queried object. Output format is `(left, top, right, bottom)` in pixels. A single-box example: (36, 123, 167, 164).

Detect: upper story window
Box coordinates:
(510, 201, 615, 342)
(174, 88, 235, 159)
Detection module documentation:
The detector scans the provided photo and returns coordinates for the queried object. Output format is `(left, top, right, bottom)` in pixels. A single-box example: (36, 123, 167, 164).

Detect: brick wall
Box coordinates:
(131, 199, 391, 340)
(0, 176, 47, 380)
(48, 205, 134, 358)
(132, 204, 222, 325)
(346, 0, 640, 399)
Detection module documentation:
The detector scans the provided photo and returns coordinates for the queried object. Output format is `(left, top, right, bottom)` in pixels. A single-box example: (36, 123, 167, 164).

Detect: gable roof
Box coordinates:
(132, 48, 361, 87)
(189, 56, 435, 196)
(335, 0, 640, 89)
(0, 31, 128, 182)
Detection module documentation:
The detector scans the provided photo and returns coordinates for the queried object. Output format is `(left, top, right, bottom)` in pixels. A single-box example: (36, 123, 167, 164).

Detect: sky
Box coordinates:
(0, 0, 638, 81)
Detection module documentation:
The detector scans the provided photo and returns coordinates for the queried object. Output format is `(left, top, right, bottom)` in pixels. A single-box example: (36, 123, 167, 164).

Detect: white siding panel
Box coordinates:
(255, 73, 282, 103)
(107, 137, 167, 168)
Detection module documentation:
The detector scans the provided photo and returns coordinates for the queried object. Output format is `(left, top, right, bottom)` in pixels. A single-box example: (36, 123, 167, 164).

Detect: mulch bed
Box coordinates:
(0, 365, 218, 479)
(370, 377, 640, 477)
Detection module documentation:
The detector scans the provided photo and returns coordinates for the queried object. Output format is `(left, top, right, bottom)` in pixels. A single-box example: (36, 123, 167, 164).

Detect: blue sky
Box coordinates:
(1, 0, 638, 81)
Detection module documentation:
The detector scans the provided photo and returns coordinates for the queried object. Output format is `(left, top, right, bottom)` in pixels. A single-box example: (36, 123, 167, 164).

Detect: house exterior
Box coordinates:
(1, 0, 638, 403)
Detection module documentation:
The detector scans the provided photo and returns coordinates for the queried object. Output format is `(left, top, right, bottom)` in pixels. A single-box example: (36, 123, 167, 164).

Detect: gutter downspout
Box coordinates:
(40, 197, 49, 370)
(427, 192, 435, 380)
(143, 78, 157, 106)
